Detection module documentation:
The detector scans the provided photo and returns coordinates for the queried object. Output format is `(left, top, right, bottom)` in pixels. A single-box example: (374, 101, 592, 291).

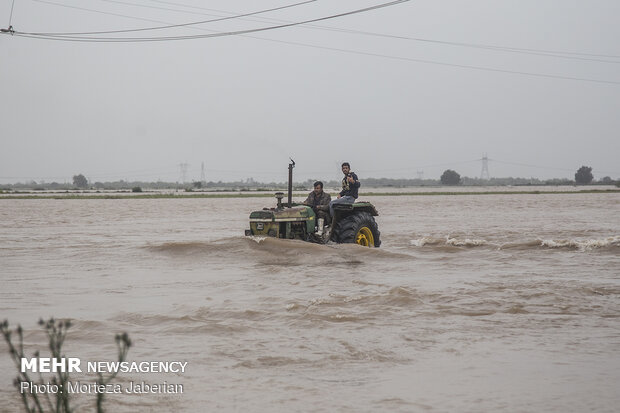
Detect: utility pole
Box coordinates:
(179, 163, 189, 184)
(200, 162, 206, 185)
(480, 153, 490, 180)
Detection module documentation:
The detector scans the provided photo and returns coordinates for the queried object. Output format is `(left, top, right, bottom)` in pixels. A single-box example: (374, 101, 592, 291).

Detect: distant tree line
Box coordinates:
(2, 166, 617, 191)
(574, 166, 594, 184)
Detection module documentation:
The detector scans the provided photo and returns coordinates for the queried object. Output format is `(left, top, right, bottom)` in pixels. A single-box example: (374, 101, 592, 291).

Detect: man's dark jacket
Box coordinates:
(340, 172, 360, 199)
(303, 190, 331, 211)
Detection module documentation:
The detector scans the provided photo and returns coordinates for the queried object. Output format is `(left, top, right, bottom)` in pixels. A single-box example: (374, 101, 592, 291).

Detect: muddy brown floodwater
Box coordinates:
(1, 192, 619, 412)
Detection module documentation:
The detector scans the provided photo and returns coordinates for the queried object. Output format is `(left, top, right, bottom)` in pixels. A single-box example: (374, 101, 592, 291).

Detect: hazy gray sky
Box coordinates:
(1, 0, 619, 183)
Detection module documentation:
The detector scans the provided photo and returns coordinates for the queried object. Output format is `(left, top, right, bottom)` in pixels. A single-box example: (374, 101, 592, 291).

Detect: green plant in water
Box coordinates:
(95, 332, 131, 412)
(1, 318, 131, 413)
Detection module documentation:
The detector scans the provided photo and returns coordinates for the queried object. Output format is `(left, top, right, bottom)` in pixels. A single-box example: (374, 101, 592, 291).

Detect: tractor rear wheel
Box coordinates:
(332, 211, 381, 247)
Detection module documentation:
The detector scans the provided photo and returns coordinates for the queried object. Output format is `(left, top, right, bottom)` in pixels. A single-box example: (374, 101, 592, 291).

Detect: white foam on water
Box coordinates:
(540, 235, 620, 251)
(410, 237, 437, 247)
(410, 236, 489, 247)
(445, 236, 489, 247)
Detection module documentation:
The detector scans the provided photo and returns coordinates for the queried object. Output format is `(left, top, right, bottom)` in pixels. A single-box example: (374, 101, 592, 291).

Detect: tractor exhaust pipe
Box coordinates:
(288, 158, 295, 208)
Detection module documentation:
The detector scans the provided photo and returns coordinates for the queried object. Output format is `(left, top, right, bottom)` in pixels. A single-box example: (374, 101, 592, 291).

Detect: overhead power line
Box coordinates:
(138, 0, 620, 63)
(7, 0, 411, 41)
(25, 0, 317, 36)
(491, 159, 576, 172)
(128, 0, 620, 63)
(6, 0, 619, 65)
(363, 159, 481, 174)
(238, 35, 620, 85)
(294, 26, 620, 64)
(8, 0, 16, 26)
(490, 159, 620, 176)
(3, 1, 618, 85)
(20, 0, 620, 62)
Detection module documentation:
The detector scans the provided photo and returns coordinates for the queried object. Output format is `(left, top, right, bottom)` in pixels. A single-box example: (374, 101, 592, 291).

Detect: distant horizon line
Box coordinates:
(2, 175, 618, 188)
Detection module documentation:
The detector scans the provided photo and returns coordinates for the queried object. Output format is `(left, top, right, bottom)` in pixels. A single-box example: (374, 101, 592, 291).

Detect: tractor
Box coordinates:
(244, 160, 381, 247)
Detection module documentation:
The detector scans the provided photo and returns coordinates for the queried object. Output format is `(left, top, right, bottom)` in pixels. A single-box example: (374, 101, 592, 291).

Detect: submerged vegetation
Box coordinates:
(1, 318, 131, 413)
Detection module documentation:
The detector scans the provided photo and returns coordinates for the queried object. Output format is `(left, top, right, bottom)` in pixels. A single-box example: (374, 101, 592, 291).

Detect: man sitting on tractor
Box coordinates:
(303, 181, 332, 230)
(329, 162, 360, 217)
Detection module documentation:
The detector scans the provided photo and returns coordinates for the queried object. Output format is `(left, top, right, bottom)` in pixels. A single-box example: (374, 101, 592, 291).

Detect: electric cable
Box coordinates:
(147, 0, 620, 61)
(6, 0, 618, 64)
(8, 0, 16, 24)
(2, 0, 618, 85)
(490, 159, 620, 176)
(9, 0, 409, 40)
(363, 159, 481, 174)
(234, 35, 620, 85)
(6, 0, 619, 63)
(25, 0, 316, 36)
(290, 26, 620, 64)
(490, 159, 576, 172)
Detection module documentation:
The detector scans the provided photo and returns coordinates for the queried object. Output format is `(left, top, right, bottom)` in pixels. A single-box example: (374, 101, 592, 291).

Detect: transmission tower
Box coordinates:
(480, 153, 490, 180)
(416, 170, 424, 180)
(200, 162, 206, 185)
(179, 163, 189, 184)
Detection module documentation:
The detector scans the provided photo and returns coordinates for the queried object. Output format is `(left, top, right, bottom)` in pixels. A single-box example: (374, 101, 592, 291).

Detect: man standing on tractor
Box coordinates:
(329, 162, 360, 217)
(303, 181, 332, 229)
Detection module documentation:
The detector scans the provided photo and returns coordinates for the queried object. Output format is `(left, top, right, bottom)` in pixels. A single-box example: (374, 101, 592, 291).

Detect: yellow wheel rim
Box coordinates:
(355, 227, 374, 247)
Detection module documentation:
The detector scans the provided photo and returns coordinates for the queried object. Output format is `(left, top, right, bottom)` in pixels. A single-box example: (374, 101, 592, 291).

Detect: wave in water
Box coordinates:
(410, 236, 489, 248)
(144, 238, 249, 256)
(410, 235, 619, 252)
(538, 236, 620, 251)
(146, 237, 411, 265)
